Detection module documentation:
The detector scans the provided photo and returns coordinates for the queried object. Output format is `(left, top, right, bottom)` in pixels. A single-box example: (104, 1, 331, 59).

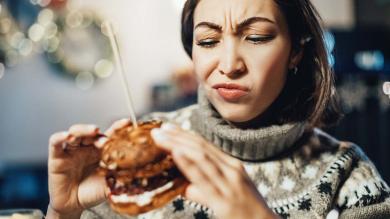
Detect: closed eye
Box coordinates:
(196, 38, 219, 48)
(245, 35, 274, 44)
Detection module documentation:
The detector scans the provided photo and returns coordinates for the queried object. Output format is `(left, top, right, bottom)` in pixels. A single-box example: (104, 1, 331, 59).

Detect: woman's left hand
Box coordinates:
(151, 123, 279, 219)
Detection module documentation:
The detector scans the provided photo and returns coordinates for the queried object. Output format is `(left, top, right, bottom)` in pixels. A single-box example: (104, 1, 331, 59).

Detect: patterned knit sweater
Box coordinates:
(81, 92, 390, 219)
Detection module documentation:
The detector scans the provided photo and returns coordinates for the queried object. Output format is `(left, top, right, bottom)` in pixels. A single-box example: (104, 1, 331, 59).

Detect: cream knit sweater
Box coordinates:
(81, 91, 390, 219)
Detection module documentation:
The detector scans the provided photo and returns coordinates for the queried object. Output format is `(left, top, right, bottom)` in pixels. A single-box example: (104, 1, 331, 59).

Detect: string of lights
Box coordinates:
(0, 0, 113, 90)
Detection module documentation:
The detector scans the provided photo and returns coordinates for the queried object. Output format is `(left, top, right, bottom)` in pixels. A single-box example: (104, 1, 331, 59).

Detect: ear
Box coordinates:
(288, 46, 304, 69)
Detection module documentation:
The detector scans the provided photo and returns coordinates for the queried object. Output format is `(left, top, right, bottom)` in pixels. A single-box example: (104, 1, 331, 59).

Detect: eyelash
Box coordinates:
(196, 35, 274, 48)
(196, 39, 219, 48)
(245, 35, 274, 44)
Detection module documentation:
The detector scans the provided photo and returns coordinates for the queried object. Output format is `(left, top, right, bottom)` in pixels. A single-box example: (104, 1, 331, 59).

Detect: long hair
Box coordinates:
(181, 0, 342, 128)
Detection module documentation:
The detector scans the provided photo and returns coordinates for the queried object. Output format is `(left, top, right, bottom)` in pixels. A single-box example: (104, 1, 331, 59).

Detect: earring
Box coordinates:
(292, 67, 298, 75)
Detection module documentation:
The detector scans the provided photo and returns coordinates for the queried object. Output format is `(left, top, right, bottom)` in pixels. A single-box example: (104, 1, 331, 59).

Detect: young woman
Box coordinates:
(46, 0, 390, 218)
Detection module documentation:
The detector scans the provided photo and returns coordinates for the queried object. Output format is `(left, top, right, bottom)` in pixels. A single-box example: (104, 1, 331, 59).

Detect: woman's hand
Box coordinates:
(151, 123, 279, 219)
(47, 119, 131, 218)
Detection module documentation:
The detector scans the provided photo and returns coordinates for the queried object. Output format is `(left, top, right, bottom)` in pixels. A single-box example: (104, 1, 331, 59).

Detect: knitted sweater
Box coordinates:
(81, 92, 390, 219)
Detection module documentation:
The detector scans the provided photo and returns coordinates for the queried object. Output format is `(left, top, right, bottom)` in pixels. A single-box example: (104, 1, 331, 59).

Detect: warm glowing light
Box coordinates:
(38, 9, 54, 26)
(383, 82, 390, 96)
(10, 32, 25, 49)
(94, 59, 113, 78)
(28, 24, 45, 42)
(45, 22, 58, 38)
(43, 37, 60, 52)
(66, 11, 83, 28)
(0, 18, 11, 34)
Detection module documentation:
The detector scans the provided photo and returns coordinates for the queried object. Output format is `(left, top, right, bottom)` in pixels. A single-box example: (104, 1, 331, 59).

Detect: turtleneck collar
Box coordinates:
(190, 87, 307, 161)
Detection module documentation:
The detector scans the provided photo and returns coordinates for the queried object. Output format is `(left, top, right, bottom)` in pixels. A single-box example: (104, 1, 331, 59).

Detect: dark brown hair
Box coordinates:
(181, 0, 342, 128)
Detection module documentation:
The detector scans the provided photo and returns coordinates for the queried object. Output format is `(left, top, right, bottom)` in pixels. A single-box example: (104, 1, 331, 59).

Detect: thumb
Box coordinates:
(78, 171, 108, 209)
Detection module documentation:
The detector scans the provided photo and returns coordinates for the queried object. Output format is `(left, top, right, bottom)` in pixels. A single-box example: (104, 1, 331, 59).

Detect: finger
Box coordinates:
(104, 118, 131, 136)
(94, 136, 109, 149)
(152, 127, 230, 177)
(173, 146, 233, 197)
(153, 129, 224, 183)
(80, 133, 107, 146)
(173, 149, 221, 197)
(184, 184, 212, 207)
(155, 126, 245, 197)
(160, 124, 242, 170)
(68, 124, 99, 138)
(78, 170, 107, 209)
(48, 131, 70, 157)
(155, 125, 239, 171)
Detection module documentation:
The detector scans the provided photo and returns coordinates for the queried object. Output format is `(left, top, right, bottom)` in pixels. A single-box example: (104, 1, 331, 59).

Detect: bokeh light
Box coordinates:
(44, 22, 58, 38)
(9, 32, 25, 49)
(28, 24, 45, 42)
(383, 82, 390, 96)
(30, 0, 51, 7)
(355, 50, 385, 71)
(38, 9, 54, 26)
(66, 11, 83, 28)
(94, 59, 113, 78)
(75, 71, 94, 90)
(0, 63, 5, 80)
(43, 37, 59, 52)
(18, 39, 33, 56)
(0, 18, 11, 34)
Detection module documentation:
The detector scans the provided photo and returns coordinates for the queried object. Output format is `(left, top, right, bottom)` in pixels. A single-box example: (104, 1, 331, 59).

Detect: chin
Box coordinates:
(216, 104, 259, 123)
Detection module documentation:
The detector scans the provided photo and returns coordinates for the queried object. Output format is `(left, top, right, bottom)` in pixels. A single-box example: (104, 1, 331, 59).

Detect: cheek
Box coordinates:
(245, 43, 290, 92)
(192, 48, 218, 84)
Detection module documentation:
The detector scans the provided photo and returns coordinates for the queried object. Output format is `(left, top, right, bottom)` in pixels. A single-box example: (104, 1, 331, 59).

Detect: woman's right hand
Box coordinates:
(47, 119, 131, 219)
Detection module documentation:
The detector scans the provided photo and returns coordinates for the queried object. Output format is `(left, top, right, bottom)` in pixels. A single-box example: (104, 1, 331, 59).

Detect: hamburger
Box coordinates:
(98, 120, 188, 215)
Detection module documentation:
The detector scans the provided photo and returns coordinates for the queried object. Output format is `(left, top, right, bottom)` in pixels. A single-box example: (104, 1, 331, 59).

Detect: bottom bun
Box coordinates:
(109, 177, 189, 215)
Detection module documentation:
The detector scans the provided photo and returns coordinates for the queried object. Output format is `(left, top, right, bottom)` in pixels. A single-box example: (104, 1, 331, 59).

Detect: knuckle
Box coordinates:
(231, 159, 243, 169)
(229, 169, 243, 183)
(48, 132, 67, 145)
(69, 124, 97, 135)
(195, 150, 208, 161)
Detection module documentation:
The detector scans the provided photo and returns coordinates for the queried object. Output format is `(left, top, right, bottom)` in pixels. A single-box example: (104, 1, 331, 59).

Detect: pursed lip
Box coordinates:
(212, 83, 250, 101)
(212, 83, 250, 91)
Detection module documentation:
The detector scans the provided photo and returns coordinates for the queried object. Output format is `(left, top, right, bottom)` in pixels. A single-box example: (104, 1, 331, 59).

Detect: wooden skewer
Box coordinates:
(104, 21, 138, 129)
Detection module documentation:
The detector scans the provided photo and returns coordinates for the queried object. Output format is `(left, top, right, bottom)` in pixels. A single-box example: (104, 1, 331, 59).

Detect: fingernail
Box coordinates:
(161, 123, 177, 131)
(95, 137, 108, 148)
(151, 128, 167, 142)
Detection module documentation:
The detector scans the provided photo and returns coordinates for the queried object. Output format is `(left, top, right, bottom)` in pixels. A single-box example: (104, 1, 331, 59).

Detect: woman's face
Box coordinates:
(192, 0, 298, 123)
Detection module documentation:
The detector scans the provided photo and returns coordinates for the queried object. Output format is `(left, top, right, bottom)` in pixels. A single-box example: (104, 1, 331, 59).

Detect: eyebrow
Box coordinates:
(194, 16, 275, 33)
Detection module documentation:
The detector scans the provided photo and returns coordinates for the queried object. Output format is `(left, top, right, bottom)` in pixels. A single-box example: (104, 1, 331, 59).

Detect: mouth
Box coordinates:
(212, 83, 250, 102)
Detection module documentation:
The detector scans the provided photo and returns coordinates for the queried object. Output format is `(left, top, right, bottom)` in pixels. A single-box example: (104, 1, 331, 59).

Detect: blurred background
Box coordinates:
(0, 0, 389, 212)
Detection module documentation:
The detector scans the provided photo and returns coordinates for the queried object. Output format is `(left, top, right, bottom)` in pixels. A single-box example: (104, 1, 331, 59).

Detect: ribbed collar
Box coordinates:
(190, 87, 306, 161)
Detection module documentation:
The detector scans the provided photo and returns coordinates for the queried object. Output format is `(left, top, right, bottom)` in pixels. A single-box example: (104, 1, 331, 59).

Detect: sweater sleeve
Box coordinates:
(336, 145, 390, 219)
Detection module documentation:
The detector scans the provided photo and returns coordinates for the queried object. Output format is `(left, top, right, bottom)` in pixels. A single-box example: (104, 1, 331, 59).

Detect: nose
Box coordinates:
(218, 38, 246, 77)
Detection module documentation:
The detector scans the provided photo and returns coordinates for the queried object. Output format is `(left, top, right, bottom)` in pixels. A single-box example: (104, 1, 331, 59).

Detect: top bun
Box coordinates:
(100, 120, 165, 171)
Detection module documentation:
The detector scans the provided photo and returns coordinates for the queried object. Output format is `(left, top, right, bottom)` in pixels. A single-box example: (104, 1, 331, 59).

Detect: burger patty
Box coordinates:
(107, 167, 183, 196)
